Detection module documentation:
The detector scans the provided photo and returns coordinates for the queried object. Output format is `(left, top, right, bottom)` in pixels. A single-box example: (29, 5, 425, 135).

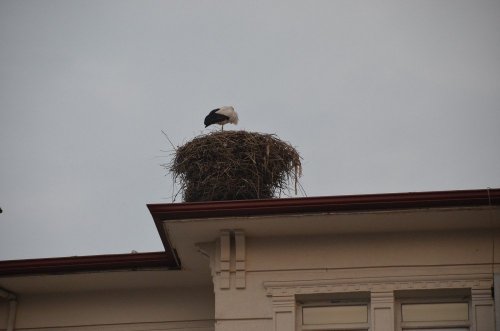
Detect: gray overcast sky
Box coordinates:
(1, 1, 499, 260)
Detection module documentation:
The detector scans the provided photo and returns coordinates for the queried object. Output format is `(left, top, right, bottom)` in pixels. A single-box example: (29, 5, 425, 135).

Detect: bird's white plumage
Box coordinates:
(204, 106, 239, 131)
(215, 106, 238, 125)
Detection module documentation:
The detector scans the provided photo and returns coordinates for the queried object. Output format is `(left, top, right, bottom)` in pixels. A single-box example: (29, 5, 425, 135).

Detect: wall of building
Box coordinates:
(246, 230, 494, 270)
(211, 229, 498, 331)
(1, 286, 214, 331)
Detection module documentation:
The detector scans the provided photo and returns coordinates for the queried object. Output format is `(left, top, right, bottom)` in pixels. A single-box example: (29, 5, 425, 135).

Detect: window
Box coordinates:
(402, 302, 469, 322)
(298, 292, 370, 331)
(396, 289, 471, 331)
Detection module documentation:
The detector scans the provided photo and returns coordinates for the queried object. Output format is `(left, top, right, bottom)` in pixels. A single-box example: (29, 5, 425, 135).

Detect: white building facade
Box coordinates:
(1, 189, 499, 331)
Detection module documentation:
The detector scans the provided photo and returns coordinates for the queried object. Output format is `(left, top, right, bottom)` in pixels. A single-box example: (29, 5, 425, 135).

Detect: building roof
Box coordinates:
(1, 188, 499, 277)
(0, 252, 176, 277)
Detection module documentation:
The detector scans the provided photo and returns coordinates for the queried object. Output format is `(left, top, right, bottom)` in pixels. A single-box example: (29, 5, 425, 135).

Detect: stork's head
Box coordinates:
(218, 106, 238, 125)
(228, 107, 238, 125)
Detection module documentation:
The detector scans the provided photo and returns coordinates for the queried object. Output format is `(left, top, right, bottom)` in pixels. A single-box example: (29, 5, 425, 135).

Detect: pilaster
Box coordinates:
(471, 288, 495, 331)
(371, 291, 395, 331)
(271, 295, 296, 331)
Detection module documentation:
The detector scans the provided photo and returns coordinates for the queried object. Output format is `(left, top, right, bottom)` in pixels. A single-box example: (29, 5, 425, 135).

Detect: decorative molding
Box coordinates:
(271, 295, 296, 311)
(371, 290, 395, 304)
(234, 230, 246, 289)
(266, 271, 494, 331)
(264, 273, 493, 297)
(471, 288, 494, 308)
(219, 230, 231, 289)
(16, 320, 214, 331)
(214, 230, 247, 290)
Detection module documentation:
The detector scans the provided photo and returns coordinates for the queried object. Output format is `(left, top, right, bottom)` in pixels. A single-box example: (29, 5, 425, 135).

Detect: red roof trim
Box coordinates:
(148, 188, 500, 221)
(0, 251, 177, 277)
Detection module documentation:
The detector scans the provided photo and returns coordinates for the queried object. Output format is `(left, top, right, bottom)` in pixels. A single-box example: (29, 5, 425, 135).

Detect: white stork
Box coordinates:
(204, 106, 238, 131)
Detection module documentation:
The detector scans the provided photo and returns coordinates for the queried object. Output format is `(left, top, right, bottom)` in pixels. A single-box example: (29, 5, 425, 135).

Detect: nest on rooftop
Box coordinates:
(168, 131, 302, 202)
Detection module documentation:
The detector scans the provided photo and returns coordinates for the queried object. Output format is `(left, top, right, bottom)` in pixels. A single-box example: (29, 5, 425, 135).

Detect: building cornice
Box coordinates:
(0, 251, 176, 277)
(148, 188, 500, 251)
(148, 188, 500, 222)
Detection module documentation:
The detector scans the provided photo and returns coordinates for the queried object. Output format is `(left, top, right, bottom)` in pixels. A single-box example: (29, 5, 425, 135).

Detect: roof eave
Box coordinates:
(148, 188, 500, 222)
(0, 251, 178, 277)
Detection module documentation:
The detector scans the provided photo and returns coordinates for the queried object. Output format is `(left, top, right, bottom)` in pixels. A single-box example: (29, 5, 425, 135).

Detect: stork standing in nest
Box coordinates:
(204, 106, 238, 131)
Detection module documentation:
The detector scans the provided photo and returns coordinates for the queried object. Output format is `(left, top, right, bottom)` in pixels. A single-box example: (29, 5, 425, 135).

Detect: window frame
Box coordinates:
(396, 297, 471, 331)
(297, 298, 371, 331)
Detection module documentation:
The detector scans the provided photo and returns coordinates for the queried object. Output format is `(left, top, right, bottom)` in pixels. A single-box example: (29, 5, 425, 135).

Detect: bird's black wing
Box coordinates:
(204, 108, 229, 127)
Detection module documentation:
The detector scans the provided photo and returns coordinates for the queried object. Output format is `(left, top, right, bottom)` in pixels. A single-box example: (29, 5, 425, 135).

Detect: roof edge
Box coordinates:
(148, 188, 500, 220)
(0, 251, 178, 277)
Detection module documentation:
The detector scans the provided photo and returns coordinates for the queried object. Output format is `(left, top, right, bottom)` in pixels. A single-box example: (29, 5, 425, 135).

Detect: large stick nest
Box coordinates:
(169, 131, 302, 202)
